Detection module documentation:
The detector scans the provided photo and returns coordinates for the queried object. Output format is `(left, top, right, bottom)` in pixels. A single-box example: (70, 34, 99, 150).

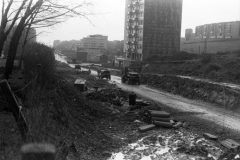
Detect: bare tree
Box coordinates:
(4, 0, 94, 78)
(0, 0, 28, 57)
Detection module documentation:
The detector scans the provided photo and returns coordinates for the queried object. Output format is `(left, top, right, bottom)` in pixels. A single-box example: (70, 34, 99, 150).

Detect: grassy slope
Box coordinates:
(142, 55, 240, 84)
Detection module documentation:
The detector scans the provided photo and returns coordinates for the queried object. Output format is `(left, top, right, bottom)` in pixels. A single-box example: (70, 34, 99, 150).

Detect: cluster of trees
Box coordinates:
(0, 0, 94, 79)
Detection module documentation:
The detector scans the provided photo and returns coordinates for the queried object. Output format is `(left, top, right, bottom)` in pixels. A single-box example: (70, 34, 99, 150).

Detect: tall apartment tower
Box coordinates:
(124, 0, 182, 61)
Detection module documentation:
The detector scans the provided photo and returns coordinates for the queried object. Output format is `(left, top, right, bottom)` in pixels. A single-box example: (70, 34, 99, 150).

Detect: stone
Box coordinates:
(153, 121, 173, 128)
(203, 133, 218, 140)
(138, 124, 156, 132)
(220, 139, 240, 150)
(148, 110, 171, 118)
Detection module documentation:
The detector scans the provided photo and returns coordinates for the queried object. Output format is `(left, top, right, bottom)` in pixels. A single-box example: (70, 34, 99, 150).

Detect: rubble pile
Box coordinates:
(109, 130, 223, 160)
(86, 88, 129, 106)
(141, 74, 240, 110)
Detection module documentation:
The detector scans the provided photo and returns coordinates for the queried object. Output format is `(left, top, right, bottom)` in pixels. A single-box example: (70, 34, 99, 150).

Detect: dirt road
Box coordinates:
(56, 54, 240, 132)
(106, 74, 240, 132)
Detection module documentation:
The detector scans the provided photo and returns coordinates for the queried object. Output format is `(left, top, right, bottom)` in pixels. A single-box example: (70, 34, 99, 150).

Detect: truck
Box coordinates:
(121, 66, 141, 85)
(98, 69, 111, 80)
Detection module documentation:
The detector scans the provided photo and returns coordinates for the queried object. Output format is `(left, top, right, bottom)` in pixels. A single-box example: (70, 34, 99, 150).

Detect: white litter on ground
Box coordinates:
(109, 130, 223, 160)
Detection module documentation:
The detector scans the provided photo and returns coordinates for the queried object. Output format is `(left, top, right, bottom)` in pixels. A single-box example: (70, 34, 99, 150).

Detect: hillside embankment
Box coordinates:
(142, 55, 240, 84)
(141, 55, 240, 112)
(141, 74, 240, 112)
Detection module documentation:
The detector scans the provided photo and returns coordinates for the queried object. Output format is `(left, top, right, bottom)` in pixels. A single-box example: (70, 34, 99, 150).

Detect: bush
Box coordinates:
(205, 63, 222, 73)
(23, 42, 55, 83)
(145, 55, 162, 61)
(169, 51, 198, 61)
(145, 52, 198, 62)
(201, 54, 212, 64)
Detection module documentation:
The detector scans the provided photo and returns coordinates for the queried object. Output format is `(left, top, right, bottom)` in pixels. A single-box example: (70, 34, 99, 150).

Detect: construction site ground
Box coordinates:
(0, 61, 240, 159)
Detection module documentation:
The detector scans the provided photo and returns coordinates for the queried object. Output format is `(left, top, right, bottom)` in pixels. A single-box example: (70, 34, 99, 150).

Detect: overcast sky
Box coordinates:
(36, 0, 240, 45)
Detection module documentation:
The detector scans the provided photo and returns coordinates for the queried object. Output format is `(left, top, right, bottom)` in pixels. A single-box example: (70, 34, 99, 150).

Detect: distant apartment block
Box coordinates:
(53, 40, 61, 47)
(124, 0, 183, 61)
(185, 21, 240, 40)
(182, 21, 240, 54)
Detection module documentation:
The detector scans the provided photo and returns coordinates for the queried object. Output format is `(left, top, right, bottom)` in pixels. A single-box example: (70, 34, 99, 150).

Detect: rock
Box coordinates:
(138, 124, 156, 132)
(148, 110, 171, 118)
(102, 151, 112, 157)
(129, 105, 141, 111)
(170, 120, 175, 125)
(203, 133, 218, 140)
(153, 121, 173, 128)
(182, 122, 190, 129)
(173, 121, 183, 129)
(134, 120, 141, 123)
(151, 117, 170, 122)
(220, 139, 240, 150)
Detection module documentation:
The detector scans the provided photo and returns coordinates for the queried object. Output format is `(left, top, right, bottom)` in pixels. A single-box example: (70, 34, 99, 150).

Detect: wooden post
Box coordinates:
(21, 143, 56, 160)
(36, 64, 42, 83)
(0, 80, 28, 141)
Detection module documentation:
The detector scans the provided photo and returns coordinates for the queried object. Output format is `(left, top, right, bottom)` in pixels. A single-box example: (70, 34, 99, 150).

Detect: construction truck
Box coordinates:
(121, 66, 141, 85)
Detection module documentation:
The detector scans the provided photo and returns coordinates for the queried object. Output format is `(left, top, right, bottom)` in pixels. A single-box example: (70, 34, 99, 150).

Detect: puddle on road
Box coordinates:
(109, 130, 223, 160)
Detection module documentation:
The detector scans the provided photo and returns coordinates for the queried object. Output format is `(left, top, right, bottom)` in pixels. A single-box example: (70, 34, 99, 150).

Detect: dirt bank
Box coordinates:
(142, 55, 240, 84)
(141, 74, 240, 112)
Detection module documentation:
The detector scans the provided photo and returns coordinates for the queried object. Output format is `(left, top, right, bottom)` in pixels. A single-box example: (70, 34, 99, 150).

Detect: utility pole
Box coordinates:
(204, 37, 207, 54)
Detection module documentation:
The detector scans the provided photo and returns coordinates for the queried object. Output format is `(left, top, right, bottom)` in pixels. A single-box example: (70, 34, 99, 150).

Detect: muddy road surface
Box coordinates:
(106, 74, 240, 132)
(55, 54, 240, 132)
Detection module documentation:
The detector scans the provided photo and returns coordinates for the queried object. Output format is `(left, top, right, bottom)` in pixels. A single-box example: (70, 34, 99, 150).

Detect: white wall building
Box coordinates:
(79, 35, 108, 61)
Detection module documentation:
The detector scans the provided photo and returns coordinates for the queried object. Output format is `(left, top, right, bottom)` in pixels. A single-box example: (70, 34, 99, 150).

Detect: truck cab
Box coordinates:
(121, 67, 140, 85)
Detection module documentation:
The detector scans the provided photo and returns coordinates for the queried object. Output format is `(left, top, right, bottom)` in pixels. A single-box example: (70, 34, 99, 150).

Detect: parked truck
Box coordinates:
(121, 66, 141, 85)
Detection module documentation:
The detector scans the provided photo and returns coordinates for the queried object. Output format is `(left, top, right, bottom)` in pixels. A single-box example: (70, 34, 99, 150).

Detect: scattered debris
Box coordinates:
(151, 117, 170, 122)
(109, 130, 223, 160)
(138, 124, 156, 132)
(149, 110, 171, 118)
(182, 121, 190, 129)
(135, 99, 151, 106)
(173, 121, 183, 129)
(86, 88, 128, 106)
(129, 105, 141, 111)
(134, 120, 141, 123)
(153, 121, 173, 128)
(74, 79, 86, 92)
(220, 139, 240, 150)
(203, 133, 218, 140)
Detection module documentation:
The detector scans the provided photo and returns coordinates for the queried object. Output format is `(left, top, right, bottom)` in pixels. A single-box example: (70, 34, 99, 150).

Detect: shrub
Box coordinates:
(169, 51, 198, 61)
(205, 63, 222, 73)
(145, 55, 161, 61)
(23, 42, 55, 83)
(201, 54, 212, 64)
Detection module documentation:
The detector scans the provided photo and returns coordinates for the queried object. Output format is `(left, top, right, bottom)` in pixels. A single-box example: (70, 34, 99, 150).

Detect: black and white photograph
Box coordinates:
(0, 0, 240, 159)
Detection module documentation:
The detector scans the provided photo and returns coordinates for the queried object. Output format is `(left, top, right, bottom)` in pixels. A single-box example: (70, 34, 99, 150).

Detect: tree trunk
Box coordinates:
(0, 28, 8, 57)
(19, 44, 26, 69)
(0, 36, 5, 57)
(4, 20, 26, 78)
